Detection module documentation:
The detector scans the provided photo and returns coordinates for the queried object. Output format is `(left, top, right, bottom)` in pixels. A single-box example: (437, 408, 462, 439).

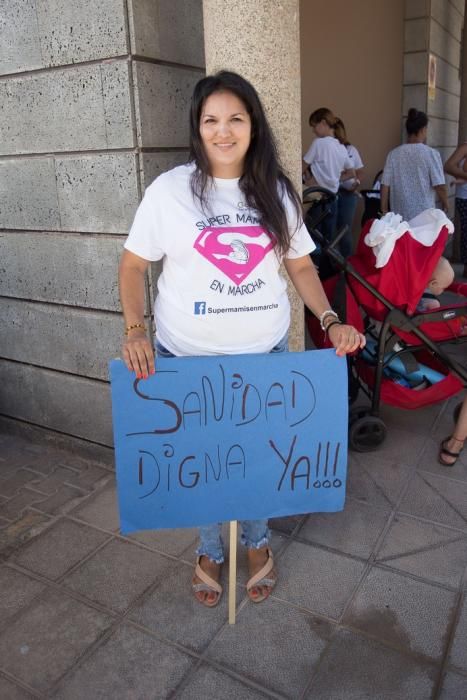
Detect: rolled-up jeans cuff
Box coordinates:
(195, 548, 224, 564)
(240, 531, 270, 550)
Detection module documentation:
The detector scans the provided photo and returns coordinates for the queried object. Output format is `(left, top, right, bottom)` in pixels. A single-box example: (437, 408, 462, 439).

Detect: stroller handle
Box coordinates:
(302, 186, 336, 201)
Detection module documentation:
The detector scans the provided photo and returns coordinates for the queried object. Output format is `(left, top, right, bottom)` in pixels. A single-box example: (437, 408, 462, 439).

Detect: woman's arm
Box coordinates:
(340, 168, 356, 182)
(444, 144, 467, 180)
(380, 184, 390, 214)
(283, 255, 365, 356)
(119, 249, 155, 378)
(434, 184, 449, 212)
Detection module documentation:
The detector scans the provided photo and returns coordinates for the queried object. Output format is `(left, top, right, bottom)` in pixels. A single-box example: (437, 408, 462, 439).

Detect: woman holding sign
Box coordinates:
(119, 71, 365, 607)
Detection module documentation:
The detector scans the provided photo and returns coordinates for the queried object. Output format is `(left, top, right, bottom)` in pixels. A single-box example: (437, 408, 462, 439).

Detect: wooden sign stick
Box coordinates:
(228, 520, 238, 624)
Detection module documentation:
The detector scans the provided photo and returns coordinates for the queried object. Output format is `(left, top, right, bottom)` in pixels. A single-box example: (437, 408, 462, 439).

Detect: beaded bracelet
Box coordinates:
(319, 309, 339, 331)
(124, 322, 147, 336)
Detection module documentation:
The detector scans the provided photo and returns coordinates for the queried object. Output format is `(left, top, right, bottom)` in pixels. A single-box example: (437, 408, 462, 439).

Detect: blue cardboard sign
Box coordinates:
(109, 349, 348, 534)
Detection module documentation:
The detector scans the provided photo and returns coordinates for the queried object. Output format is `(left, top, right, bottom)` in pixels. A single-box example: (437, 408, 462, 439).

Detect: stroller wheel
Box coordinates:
(349, 415, 387, 452)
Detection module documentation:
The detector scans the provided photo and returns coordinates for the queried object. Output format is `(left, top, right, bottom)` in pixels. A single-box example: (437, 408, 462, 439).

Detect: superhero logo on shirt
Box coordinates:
(194, 226, 275, 284)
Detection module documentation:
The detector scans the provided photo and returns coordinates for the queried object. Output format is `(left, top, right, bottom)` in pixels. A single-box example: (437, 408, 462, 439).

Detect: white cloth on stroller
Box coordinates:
(364, 209, 454, 267)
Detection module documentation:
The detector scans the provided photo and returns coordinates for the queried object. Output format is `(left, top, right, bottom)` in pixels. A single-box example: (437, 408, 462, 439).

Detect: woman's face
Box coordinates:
(312, 119, 331, 138)
(199, 90, 252, 178)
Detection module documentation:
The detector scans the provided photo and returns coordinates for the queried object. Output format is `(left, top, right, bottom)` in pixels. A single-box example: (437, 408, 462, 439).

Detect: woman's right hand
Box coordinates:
(122, 330, 155, 379)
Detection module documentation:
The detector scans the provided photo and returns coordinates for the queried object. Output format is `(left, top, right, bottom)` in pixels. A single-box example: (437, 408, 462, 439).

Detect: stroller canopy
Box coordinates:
(349, 212, 451, 319)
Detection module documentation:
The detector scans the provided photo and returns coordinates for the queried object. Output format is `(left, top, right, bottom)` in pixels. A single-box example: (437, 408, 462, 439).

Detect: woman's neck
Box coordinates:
(407, 133, 425, 144)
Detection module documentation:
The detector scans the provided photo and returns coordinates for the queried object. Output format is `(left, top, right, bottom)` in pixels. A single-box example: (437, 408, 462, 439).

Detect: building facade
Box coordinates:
(0, 0, 465, 456)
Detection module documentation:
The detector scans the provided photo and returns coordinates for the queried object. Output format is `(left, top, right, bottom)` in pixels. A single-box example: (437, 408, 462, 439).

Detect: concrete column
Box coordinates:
(403, 0, 464, 212)
(459, 0, 467, 141)
(203, 0, 305, 351)
(0, 0, 204, 452)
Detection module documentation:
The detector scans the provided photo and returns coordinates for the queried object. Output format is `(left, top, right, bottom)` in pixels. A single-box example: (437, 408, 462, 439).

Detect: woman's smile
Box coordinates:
(200, 91, 252, 178)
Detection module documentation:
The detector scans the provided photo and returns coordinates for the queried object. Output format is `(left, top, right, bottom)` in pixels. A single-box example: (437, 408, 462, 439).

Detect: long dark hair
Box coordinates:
(188, 71, 302, 256)
(334, 118, 350, 146)
(406, 108, 428, 135)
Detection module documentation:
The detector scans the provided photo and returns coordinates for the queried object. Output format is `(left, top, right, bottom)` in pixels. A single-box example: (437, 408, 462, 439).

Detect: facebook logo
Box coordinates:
(194, 301, 206, 315)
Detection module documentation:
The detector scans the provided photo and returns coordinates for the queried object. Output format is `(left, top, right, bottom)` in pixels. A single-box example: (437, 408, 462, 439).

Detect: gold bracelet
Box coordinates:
(124, 323, 147, 336)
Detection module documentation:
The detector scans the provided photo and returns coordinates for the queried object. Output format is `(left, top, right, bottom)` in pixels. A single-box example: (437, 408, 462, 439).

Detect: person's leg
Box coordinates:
(439, 396, 467, 466)
(336, 190, 357, 258)
(193, 523, 224, 605)
(240, 519, 276, 602)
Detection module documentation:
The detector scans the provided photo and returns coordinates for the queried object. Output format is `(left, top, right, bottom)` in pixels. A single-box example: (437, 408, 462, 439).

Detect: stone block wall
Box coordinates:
(403, 0, 464, 209)
(0, 0, 204, 451)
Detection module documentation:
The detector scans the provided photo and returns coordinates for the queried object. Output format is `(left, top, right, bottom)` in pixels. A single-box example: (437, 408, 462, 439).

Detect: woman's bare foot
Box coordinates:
(247, 546, 276, 602)
(192, 556, 222, 606)
(439, 435, 465, 466)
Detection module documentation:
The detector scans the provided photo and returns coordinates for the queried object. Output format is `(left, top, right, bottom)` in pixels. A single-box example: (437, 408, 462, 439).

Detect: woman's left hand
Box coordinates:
(327, 323, 366, 357)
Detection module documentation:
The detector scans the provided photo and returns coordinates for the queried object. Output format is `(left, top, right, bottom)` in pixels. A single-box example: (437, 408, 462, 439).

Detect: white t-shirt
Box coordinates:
(124, 164, 315, 356)
(381, 143, 445, 221)
(303, 136, 352, 193)
(340, 144, 364, 191)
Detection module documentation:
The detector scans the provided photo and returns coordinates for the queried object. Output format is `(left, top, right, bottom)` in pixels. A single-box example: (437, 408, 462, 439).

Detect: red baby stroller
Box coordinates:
(306, 208, 467, 452)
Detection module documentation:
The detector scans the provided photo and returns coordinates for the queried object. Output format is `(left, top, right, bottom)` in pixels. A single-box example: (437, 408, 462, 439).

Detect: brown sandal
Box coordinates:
(192, 556, 223, 607)
(438, 436, 465, 467)
(246, 547, 276, 603)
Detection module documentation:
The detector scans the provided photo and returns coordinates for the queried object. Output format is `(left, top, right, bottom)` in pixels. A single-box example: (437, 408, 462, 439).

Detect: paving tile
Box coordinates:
(54, 624, 194, 700)
(63, 538, 174, 612)
(376, 514, 467, 588)
(439, 670, 467, 699)
(269, 514, 305, 535)
(71, 482, 120, 532)
(379, 402, 441, 437)
(351, 426, 427, 468)
(449, 597, 467, 672)
(19, 452, 73, 477)
(11, 519, 109, 580)
(178, 664, 270, 700)
(0, 565, 46, 625)
(130, 560, 228, 652)
(0, 589, 112, 693)
(418, 436, 467, 481)
(346, 453, 412, 509)
(126, 526, 198, 557)
(304, 628, 436, 699)
(0, 450, 52, 477)
(26, 466, 81, 495)
(0, 675, 35, 699)
(343, 566, 457, 660)
(0, 470, 40, 497)
(60, 463, 112, 491)
(299, 499, 389, 559)
(0, 488, 48, 520)
(398, 472, 467, 531)
(0, 512, 53, 558)
(273, 540, 366, 619)
(33, 485, 88, 516)
(206, 598, 334, 698)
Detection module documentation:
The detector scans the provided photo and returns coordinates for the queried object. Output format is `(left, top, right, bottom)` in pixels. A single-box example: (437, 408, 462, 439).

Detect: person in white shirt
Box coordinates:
(334, 118, 364, 257)
(380, 108, 448, 221)
(120, 72, 365, 608)
(302, 108, 354, 253)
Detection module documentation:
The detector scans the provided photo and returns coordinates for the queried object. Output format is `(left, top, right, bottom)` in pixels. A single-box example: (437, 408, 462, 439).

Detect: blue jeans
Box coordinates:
(155, 333, 289, 562)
